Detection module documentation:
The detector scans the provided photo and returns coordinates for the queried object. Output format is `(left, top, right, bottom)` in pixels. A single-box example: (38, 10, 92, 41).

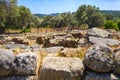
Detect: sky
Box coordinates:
(18, 0, 120, 14)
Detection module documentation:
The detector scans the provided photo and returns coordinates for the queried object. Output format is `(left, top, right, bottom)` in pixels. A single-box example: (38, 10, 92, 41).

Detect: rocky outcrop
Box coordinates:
(85, 72, 120, 80)
(40, 57, 84, 80)
(4, 43, 30, 50)
(87, 28, 111, 38)
(43, 36, 79, 48)
(85, 72, 111, 80)
(14, 53, 38, 75)
(0, 49, 15, 76)
(84, 45, 114, 72)
(113, 49, 120, 74)
(89, 36, 120, 47)
(0, 76, 38, 80)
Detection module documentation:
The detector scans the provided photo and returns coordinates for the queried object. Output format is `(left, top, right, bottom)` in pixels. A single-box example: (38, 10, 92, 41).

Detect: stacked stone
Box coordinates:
(84, 28, 120, 80)
(0, 49, 38, 80)
(40, 57, 84, 80)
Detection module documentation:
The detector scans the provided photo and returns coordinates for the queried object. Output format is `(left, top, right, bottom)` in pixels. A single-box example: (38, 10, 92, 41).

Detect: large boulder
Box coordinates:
(85, 73, 120, 80)
(40, 57, 84, 80)
(4, 43, 30, 50)
(85, 72, 111, 80)
(113, 49, 120, 74)
(14, 53, 38, 75)
(87, 28, 111, 38)
(0, 49, 14, 76)
(84, 45, 114, 72)
(43, 36, 78, 48)
(0, 76, 38, 80)
(89, 36, 120, 47)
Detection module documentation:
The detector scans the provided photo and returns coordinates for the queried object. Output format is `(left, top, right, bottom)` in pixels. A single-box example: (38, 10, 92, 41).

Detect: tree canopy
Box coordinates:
(75, 5, 105, 28)
(0, 1, 120, 33)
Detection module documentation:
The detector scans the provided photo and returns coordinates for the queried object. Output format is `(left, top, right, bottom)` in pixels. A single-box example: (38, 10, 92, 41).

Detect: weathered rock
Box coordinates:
(71, 31, 83, 38)
(12, 37, 23, 44)
(84, 45, 114, 72)
(40, 57, 84, 80)
(44, 36, 79, 48)
(30, 45, 40, 51)
(14, 53, 38, 75)
(53, 33, 67, 37)
(4, 43, 30, 50)
(85, 73, 120, 80)
(85, 72, 111, 80)
(89, 36, 120, 47)
(12, 37, 30, 45)
(59, 48, 81, 58)
(36, 36, 44, 44)
(23, 39, 30, 45)
(0, 40, 6, 45)
(0, 49, 14, 76)
(78, 38, 87, 47)
(87, 28, 111, 38)
(113, 49, 120, 74)
(45, 46, 64, 53)
(0, 76, 38, 80)
(0, 36, 4, 40)
(111, 74, 120, 80)
(27, 36, 37, 40)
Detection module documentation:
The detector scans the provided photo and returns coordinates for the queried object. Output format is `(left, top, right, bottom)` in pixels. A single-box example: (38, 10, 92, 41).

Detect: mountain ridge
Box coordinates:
(34, 10, 120, 18)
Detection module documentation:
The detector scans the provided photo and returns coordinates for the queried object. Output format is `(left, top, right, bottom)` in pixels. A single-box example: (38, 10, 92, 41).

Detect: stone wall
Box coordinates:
(0, 28, 120, 80)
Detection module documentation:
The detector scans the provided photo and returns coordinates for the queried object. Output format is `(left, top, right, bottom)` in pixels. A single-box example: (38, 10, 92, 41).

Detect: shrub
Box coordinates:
(117, 20, 120, 30)
(21, 29, 31, 33)
(104, 20, 119, 30)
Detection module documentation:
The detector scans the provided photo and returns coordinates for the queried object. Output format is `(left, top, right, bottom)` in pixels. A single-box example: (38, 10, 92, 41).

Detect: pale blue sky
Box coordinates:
(18, 0, 120, 14)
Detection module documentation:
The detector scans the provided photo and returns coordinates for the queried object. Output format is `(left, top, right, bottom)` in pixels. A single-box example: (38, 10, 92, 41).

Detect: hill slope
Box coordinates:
(34, 10, 120, 18)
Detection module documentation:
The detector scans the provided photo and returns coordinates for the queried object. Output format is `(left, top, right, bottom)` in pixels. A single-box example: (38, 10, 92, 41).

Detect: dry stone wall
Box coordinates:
(0, 28, 120, 80)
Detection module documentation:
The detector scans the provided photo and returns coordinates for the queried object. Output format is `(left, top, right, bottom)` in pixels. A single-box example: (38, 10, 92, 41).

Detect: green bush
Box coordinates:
(104, 20, 119, 30)
(21, 29, 31, 33)
(117, 20, 120, 30)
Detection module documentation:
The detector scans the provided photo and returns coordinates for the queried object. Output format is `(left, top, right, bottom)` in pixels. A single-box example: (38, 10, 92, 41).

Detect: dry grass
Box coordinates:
(57, 47, 89, 59)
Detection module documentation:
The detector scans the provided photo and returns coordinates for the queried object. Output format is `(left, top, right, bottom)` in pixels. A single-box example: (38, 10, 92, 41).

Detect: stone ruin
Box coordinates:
(0, 28, 120, 80)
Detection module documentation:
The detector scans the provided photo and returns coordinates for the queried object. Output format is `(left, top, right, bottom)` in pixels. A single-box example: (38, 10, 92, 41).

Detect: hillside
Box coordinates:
(101, 10, 120, 18)
(34, 13, 59, 17)
(34, 10, 120, 18)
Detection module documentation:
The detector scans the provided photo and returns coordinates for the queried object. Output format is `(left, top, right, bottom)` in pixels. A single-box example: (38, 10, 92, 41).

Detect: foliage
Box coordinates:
(101, 10, 120, 19)
(0, 0, 41, 33)
(75, 5, 105, 28)
(104, 20, 119, 30)
(117, 20, 120, 30)
(1, 1, 120, 32)
(21, 29, 31, 33)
